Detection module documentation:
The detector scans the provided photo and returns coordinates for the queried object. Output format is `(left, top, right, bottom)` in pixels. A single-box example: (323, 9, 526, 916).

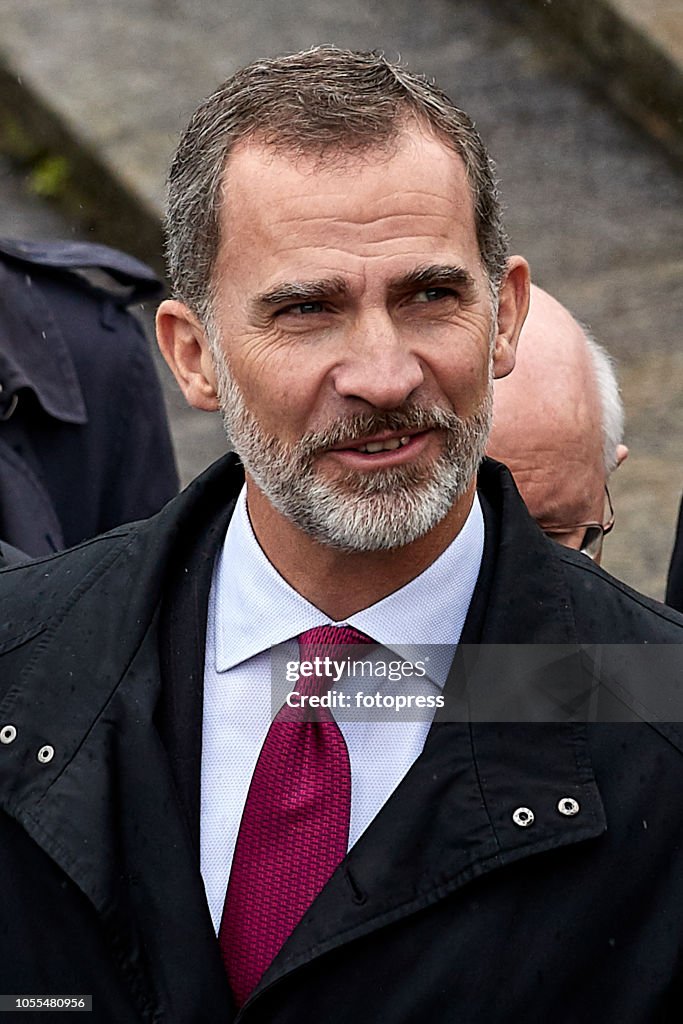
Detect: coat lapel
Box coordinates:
(0, 459, 244, 1020)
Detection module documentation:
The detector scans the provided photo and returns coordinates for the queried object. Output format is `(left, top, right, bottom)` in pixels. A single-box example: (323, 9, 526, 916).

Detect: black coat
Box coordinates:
(0, 238, 178, 556)
(1, 456, 683, 1023)
(667, 494, 683, 612)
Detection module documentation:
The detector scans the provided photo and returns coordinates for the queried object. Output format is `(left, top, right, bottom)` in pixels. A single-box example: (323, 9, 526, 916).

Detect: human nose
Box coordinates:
(331, 314, 425, 409)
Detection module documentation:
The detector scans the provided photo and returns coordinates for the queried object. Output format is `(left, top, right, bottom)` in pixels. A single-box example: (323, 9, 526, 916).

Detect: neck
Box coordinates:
(244, 478, 476, 620)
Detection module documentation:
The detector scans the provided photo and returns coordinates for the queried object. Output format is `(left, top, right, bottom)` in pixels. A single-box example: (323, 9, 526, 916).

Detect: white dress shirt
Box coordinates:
(201, 487, 484, 932)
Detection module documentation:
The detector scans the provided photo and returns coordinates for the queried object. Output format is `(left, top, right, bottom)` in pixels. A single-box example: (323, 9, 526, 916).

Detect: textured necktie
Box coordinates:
(219, 624, 373, 1007)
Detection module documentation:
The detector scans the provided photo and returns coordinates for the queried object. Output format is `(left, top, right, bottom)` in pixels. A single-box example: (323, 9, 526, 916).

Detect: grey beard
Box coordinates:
(214, 354, 492, 552)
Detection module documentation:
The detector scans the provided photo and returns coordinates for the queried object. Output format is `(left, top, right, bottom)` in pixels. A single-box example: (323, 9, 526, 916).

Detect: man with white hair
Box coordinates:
(487, 284, 628, 560)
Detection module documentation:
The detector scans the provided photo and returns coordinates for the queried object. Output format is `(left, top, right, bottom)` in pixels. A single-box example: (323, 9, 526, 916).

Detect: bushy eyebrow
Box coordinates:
(253, 277, 349, 312)
(390, 264, 476, 295)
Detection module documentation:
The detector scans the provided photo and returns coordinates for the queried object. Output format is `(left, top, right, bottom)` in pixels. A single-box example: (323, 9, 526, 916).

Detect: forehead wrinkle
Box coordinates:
(266, 237, 474, 270)
(275, 209, 458, 233)
(270, 178, 461, 205)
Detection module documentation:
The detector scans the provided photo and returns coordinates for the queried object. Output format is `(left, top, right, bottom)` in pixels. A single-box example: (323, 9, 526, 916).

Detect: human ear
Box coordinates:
(156, 299, 219, 411)
(491, 256, 531, 380)
(615, 444, 629, 468)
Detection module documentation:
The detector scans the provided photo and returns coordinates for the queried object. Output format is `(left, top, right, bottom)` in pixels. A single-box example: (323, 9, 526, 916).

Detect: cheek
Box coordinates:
(222, 325, 288, 398)
(431, 350, 492, 415)
(229, 342, 331, 436)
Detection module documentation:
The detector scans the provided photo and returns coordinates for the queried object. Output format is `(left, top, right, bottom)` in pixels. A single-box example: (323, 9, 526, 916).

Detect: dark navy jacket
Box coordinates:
(1, 456, 683, 1022)
(0, 238, 178, 556)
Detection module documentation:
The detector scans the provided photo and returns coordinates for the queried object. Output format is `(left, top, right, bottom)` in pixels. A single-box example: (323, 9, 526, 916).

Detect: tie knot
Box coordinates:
(298, 624, 373, 653)
(296, 622, 374, 663)
(294, 625, 374, 701)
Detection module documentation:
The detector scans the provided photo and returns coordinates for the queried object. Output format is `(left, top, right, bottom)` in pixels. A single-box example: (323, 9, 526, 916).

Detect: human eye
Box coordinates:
(277, 300, 326, 316)
(412, 286, 458, 304)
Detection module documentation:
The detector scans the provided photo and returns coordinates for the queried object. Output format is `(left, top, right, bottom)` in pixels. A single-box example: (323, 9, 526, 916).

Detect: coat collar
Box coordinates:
(0, 237, 161, 297)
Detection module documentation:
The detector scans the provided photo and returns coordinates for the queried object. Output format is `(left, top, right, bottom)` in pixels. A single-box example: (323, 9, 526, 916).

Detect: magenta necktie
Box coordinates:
(219, 624, 373, 1007)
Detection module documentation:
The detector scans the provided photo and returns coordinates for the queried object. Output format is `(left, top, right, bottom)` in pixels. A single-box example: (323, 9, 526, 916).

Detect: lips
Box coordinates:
(351, 435, 411, 454)
(330, 430, 422, 455)
(322, 429, 433, 470)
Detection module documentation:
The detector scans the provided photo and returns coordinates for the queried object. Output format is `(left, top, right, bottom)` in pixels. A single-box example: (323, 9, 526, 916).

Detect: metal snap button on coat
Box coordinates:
(557, 797, 580, 817)
(0, 393, 18, 421)
(37, 745, 55, 764)
(0, 725, 17, 744)
(512, 807, 535, 828)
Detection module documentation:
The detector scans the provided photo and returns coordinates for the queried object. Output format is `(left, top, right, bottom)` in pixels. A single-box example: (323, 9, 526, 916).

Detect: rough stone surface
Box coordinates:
(512, 0, 683, 158)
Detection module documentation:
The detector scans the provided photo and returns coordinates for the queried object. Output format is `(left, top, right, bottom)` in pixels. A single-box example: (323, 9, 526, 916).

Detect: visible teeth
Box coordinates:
(356, 437, 407, 454)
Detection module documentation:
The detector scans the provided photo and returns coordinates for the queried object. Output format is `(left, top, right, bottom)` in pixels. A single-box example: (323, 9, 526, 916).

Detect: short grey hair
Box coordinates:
(165, 45, 509, 325)
(584, 333, 625, 474)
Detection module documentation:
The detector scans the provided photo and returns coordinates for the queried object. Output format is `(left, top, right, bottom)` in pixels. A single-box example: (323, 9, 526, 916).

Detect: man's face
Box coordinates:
(492, 438, 608, 550)
(202, 128, 523, 550)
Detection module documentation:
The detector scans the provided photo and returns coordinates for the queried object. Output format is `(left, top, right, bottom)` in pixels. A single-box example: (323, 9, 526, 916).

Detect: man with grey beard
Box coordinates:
(1, 46, 683, 1024)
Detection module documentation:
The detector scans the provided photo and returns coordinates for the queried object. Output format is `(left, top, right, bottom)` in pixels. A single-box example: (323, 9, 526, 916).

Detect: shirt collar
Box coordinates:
(213, 487, 484, 688)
